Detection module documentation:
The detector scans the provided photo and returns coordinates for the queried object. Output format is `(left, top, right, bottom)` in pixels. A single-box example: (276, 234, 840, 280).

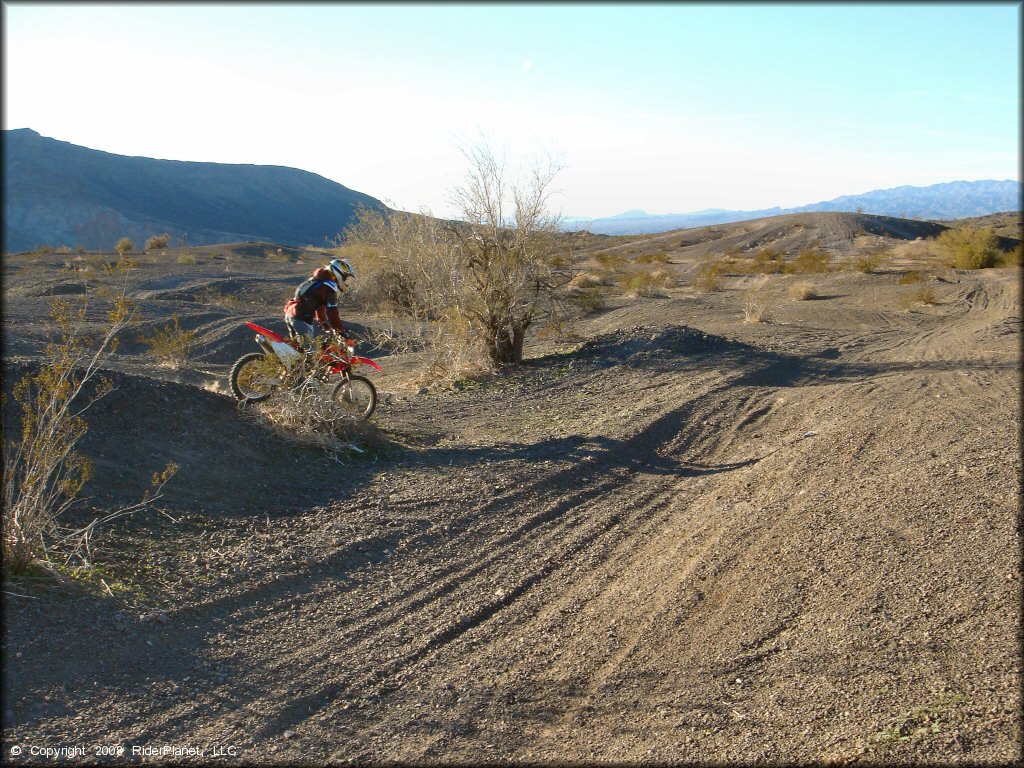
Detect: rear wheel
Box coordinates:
(230, 352, 286, 402)
(331, 374, 377, 420)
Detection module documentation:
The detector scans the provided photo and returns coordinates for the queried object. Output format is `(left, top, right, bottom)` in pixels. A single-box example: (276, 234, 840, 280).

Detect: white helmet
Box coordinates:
(327, 258, 355, 285)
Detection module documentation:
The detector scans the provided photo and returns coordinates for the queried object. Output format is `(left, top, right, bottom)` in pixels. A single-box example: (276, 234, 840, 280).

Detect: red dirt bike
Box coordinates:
(229, 321, 382, 420)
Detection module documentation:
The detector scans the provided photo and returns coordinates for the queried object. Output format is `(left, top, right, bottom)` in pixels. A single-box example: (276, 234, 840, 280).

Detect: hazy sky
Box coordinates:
(3, 2, 1020, 219)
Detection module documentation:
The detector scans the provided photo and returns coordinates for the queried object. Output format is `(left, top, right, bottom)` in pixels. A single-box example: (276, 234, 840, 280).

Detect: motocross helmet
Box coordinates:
(327, 258, 355, 286)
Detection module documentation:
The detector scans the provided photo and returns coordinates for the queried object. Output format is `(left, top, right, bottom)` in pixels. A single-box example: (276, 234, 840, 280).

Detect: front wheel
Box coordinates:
(230, 352, 286, 402)
(331, 374, 377, 420)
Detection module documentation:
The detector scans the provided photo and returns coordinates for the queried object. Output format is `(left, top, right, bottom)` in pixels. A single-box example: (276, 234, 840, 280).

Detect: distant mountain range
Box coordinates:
(564, 180, 1023, 235)
(2, 128, 387, 253)
(3, 128, 1020, 252)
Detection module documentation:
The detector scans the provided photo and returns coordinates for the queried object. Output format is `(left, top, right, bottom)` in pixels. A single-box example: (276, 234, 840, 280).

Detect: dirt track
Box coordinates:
(2, 249, 1021, 764)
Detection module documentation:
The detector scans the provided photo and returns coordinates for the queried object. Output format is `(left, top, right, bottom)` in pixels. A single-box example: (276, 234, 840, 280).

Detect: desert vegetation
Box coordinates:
(934, 226, 1001, 269)
(622, 268, 674, 297)
(340, 142, 576, 373)
(145, 233, 170, 251)
(791, 246, 830, 273)
(595, 251, 628, 270)
(694, 257, 725, 292)
(2, 200, 1020, 765)
(742, 293, 772, 323)
(567, 272, 613, 314)
(900, 284, 939, 309)
(243, 380, 379, 459)
(2, 264, 176, 576)
(853, 248, 888, 273)
(788, 280, 817, 300)
(898, 270, 924, 284)
(568, 285, 610, 313)
(138, 313, 196, 367)
(635, 251, 671, 264)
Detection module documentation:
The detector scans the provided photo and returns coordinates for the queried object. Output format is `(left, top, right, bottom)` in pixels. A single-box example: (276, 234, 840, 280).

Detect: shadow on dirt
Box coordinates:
(6, 319, 1014, 740)
(7, 323, 1011, 527)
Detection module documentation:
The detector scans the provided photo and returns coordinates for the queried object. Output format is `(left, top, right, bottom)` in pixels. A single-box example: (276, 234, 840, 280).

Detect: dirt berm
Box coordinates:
(2, 263, 1021, 764)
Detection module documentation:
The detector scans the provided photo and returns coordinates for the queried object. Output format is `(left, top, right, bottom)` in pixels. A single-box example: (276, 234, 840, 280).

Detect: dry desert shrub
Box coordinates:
(193, 286, 243, 308)
(694, 260, 724, 292)
(752, 247, 786, 274)
(791, 247, 830, 274)
(138, 314, 196, 367)
(914, 285, 938, 305)
(356, 317, 433, 356)
(595, 252, 628, 270)
(743, 294, 772, 323)
(422, 310, 496, 383)
(934, 226, 1000, 269)
(899, 284, 938, 310)
(623, 268, 674, 297)
(177, 253, 197, 265)
(999, 243, 1022, 267)
(115, 237, 134, 256)
(568, 284, 611, 314)
(566, 271, 613, 313)
(898, 271, 923, 284)
(788, 281, 817, 301)
(569, 270, 611, 289)
(339, 211, 493, 377)
(636, 252, 671, 264)
(266, 247, 294, 263)
(145, 233, 170, 251)
(245, 385, 380, 461)
(344, 140, 575, 370)
(110, 254, 140, 270)
(853, 249, 887, 273)
(2, 275, 176, 576)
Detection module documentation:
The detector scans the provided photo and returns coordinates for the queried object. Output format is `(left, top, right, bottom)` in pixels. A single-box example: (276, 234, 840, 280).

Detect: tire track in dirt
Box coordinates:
(260, 325, 876, 753)
(126, 347, 802, 750)
(232, 371, 772, 743)
(5, 264, 1019, 763)
(80, 361, 714, 744)
(317, 371, 831, 760)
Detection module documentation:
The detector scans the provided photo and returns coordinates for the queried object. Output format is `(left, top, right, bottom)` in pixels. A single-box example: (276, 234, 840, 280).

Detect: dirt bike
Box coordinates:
(229, 321, 381, 420)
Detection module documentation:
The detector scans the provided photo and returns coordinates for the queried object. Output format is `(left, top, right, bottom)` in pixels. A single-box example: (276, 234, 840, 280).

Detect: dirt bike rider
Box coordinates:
(283, 258, 355, 354)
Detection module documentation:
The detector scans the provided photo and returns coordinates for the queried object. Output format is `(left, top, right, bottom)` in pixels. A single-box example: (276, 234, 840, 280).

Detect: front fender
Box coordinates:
(351, 356, 382, 372)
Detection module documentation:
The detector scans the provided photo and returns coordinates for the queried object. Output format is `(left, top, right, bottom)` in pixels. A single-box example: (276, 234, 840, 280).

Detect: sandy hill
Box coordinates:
(574, 210, 1020, 263)
(934, 210, 1023, 239)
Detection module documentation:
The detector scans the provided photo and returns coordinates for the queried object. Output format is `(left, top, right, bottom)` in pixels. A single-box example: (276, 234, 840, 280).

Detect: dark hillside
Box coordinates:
(2, 129, 387, 252)
(935, 210, 1023, 239)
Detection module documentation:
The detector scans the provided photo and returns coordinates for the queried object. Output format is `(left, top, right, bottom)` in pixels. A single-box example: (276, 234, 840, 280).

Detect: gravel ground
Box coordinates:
(2, 247, 1021, 765)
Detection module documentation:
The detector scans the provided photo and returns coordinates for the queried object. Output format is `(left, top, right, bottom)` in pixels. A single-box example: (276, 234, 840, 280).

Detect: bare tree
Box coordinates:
(342, 140, 574, 372)
(448, 142, 572, 365)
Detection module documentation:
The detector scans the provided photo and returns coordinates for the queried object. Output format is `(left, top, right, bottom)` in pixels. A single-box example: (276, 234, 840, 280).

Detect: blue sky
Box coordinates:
(3, 2, 1020, 218)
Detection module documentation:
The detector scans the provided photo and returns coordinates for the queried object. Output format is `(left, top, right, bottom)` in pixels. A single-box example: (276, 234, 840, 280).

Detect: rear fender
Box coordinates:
(245, 322, 287, 343)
